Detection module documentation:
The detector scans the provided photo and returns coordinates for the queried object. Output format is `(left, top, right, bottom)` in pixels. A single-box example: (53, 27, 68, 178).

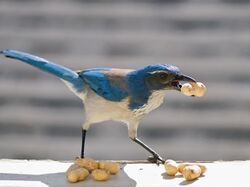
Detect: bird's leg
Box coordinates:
(132, 137, 165, 164)
(81, 129, 87, 158)
(128, 122, 165, 164)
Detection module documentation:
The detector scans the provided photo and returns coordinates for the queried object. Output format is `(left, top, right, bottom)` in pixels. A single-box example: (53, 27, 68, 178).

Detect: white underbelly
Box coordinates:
(64, 81, 166, 124)
(83, 88, 137, 124)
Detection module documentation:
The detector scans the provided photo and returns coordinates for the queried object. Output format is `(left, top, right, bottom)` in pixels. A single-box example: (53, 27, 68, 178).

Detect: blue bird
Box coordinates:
(0, 50, 196, 163)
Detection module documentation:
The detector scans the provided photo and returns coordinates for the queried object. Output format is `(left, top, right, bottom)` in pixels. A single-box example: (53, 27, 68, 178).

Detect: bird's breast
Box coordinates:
(133, 90, 166, 117)
(83, 88, 139, 124)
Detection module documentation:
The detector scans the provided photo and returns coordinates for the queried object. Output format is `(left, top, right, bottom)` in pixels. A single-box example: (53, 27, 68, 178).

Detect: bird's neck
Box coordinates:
(127, 69, 167, 111)
(132, 90, 166, 116)
(127, 70, 150, 109)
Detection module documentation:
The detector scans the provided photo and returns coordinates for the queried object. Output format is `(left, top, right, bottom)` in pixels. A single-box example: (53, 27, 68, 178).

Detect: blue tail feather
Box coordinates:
(0, 50, 84, 91)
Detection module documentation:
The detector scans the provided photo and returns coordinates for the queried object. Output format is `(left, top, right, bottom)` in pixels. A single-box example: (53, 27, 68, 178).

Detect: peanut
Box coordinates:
(74, 157, 98, 172)
(181, 82, 206, 97)
(181, 83, 195, 96)
(66, 167, 89, 183)
(182, 165, 201, 181)
(197, 164, 207, 175)
(91, 169, 110, 181)
(178, 163, 207, 175)
(164, 160, 178, 176)
(99, 161, 120, 175)
(192, 82, 206, 97)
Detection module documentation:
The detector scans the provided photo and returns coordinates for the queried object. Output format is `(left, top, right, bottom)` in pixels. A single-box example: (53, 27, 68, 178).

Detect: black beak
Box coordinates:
(170, 74, 196, 91)
(176, 74, 196, 82)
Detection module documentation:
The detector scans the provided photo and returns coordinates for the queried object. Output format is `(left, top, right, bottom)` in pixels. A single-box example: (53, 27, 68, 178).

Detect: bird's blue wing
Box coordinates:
(79, 69, 129, 102)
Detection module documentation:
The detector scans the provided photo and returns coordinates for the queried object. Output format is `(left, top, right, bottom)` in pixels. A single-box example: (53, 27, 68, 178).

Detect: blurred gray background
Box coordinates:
(0, 0, 250, 161)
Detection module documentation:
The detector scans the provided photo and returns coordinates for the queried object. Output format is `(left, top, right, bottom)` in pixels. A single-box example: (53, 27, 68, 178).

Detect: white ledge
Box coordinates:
(0, 159, 250, 187)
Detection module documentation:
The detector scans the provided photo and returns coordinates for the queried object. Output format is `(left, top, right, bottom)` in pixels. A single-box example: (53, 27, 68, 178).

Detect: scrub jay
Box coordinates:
(0, 50, 196, 164)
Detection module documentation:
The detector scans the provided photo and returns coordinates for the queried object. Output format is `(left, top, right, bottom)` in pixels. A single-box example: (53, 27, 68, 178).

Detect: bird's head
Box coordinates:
(127, 64, 196, 109)
(141, 64, 196, 92)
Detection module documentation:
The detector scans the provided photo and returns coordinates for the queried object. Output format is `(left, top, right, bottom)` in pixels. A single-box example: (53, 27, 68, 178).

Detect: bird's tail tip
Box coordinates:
(0, 49, 10, 55)
(0, 49, 85, 92)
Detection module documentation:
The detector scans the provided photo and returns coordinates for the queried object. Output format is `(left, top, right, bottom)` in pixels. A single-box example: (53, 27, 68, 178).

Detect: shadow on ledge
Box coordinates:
(0, 166, 136, 187)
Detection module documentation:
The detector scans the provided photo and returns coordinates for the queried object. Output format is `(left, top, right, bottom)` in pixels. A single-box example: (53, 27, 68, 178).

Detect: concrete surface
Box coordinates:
(0, 159, 250, 187)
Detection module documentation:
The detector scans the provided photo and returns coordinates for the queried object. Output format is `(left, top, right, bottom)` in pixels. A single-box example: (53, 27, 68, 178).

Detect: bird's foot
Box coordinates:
(147, 154, 165, 165)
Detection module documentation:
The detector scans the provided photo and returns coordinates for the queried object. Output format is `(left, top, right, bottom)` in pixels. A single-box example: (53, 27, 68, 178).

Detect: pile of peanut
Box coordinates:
(164, 160, 207, 181)
(66, 157, 120, 183)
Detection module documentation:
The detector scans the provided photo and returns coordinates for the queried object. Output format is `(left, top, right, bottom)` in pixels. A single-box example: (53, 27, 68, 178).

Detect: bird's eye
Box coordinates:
(159, 73, 168, 82)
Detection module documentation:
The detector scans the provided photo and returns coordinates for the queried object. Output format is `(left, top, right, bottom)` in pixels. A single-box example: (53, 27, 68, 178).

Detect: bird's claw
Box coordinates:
(147, 154, 165, 165)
